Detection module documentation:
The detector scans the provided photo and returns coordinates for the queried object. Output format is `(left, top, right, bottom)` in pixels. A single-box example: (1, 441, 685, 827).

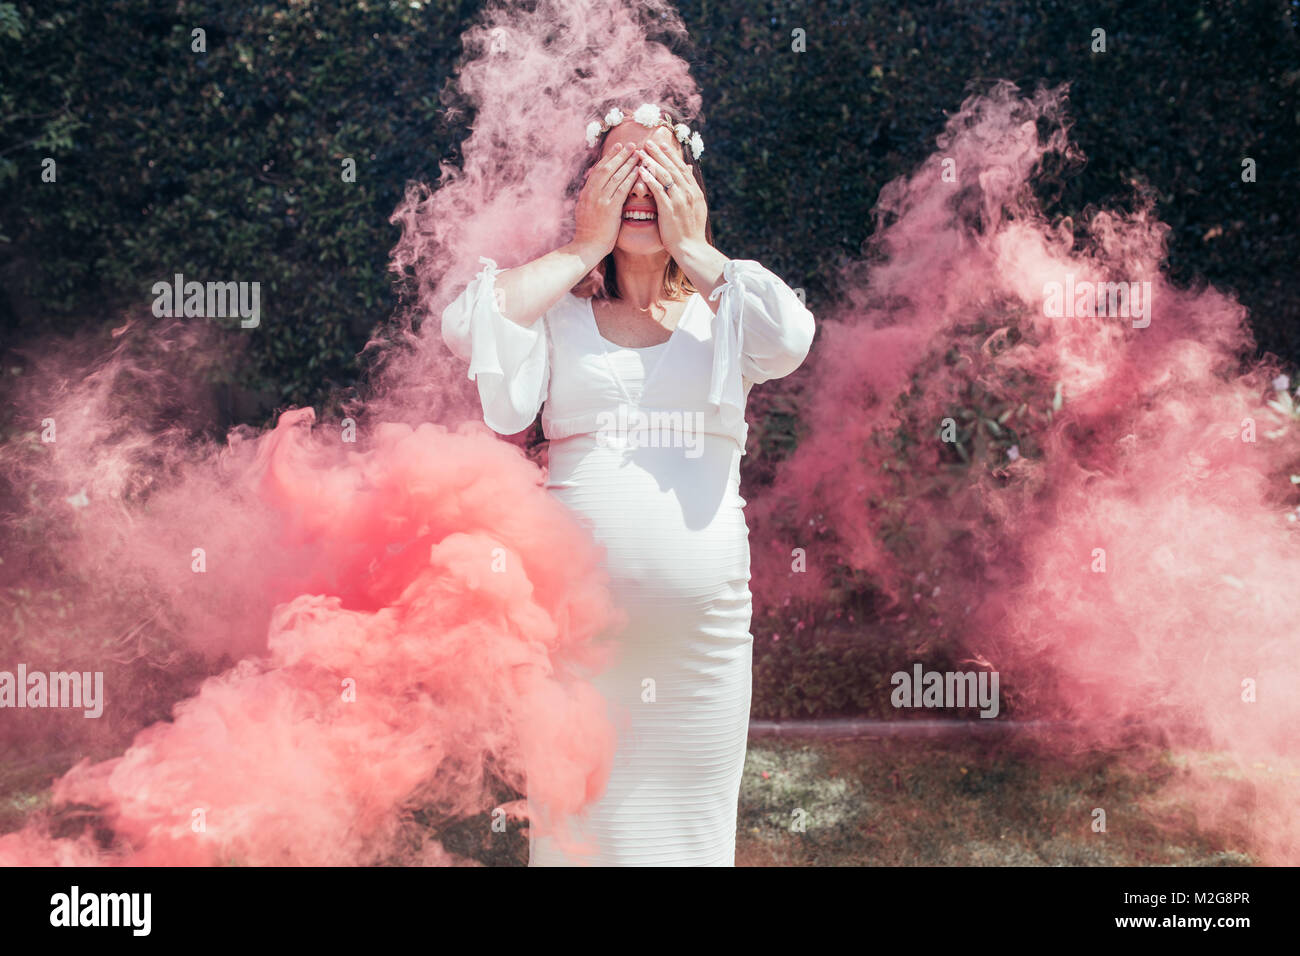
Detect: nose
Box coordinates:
(628, 171, 653, 200)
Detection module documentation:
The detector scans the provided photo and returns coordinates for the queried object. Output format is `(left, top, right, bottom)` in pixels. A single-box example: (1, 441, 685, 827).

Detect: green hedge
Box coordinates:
(2, 0, 1296, 718)
(0, 0, 466, 418)
(2, 0, 1296, 420)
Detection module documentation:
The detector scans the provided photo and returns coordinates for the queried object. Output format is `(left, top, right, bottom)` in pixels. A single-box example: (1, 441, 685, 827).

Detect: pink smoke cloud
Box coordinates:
(0, 349, 621, 863)
(752, 80, 1300, 862)
(0, 0, 710, 865)
(385, 0, 700, 359)
(5, 0, 1296, 868)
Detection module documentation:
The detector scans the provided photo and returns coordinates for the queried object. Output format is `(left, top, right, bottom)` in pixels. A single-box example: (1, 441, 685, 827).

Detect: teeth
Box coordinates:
(623, 211, 656, 221)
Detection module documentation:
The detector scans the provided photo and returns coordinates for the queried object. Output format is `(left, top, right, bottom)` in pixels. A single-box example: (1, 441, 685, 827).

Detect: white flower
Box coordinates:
(633, 103, 662, 128)
(673, 122, 690, 143)
(585, 120, 602, 148)
(688, 130, 704, 159)
(603, 107, 624, 128)
(1273, 374, 1290, 392)
(1007, 444, 1020, 461)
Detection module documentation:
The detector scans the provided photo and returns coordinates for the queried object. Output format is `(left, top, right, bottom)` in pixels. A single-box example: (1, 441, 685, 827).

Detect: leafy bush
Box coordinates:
(2, 0, 1295, 422)
(1, 0, 1296, 718)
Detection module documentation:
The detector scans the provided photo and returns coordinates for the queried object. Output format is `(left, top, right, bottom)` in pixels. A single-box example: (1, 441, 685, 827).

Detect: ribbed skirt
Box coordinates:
(529, 432, 753, 866)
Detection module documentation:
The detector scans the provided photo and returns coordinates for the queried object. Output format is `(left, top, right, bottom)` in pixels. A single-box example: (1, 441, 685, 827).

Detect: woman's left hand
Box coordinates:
(636, 139, 708, 257)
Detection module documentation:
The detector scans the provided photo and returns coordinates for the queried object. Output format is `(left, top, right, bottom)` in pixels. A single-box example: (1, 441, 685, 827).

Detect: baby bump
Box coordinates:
(544, 433, 751, 605)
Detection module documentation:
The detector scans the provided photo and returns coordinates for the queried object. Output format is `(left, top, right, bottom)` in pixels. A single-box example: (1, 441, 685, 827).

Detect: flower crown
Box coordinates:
(584, 103, 704, 160)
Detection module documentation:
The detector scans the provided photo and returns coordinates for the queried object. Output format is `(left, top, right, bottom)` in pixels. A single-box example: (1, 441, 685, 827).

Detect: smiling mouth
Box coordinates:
(622, 210, 657, 225)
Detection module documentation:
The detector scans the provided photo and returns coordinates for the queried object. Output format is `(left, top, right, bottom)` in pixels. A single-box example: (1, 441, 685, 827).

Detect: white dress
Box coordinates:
(442, 256, 815, 865)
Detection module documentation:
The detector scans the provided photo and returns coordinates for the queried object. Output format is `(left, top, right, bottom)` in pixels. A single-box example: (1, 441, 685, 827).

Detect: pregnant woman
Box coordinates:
(441, 103, 815, 866)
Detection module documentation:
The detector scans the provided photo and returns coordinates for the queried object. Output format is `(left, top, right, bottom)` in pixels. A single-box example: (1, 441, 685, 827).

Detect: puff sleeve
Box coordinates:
(440, 256, 549, 435)
(705, 259, 816, 432)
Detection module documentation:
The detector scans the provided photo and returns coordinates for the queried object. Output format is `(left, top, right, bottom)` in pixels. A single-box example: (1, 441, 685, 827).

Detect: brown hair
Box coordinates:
(571, 104, 714, 302)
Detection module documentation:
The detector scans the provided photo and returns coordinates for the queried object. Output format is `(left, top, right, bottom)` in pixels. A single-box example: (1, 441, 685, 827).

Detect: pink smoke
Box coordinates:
(0, 321, 621, 863)
(384, 0, 700, 386)
(753, 80, 1300, 862)
(0, 0, 704, 865)
(5, 0, 1296, 867)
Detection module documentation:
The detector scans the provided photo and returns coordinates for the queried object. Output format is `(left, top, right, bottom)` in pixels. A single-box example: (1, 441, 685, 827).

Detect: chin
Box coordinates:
(616, 230, 666, 255)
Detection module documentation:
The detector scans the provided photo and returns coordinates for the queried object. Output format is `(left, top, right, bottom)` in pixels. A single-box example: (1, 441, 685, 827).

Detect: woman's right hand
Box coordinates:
(571, 143, 641, 259)
(486, 146, 640, 330)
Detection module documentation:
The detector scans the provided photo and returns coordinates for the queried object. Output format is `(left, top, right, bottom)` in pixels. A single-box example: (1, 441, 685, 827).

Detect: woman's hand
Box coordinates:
(635, 139, 708, 257)
(571, 143, 641, 259)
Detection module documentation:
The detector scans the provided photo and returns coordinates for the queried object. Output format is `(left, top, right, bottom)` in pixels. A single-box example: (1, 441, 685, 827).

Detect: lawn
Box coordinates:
(0, 736, 1258, 866)
(736, 737, 1255, 867)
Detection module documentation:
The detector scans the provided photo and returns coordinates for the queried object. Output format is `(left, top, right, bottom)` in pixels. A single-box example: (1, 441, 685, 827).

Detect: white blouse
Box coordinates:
(440, 256, 815, 452)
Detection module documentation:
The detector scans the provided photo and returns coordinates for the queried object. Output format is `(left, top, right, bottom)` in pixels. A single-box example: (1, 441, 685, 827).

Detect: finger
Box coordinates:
(601, 142, 629, 168)
(646, 139, 694, 185)
(600, 147, 641, 195)
(645, 139, 691, 180)
(588, 143, 630, 185)
(604, 156, 641, 199)
(635, 149, 673, 189)
(647, 142, 703, 213)
(637, 165, 672, 205)
(601, 144, 641, 187)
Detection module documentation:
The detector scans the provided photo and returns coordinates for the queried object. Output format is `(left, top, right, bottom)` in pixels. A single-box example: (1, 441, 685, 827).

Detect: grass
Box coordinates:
(0, 753, 60, 835)
(1, 736, 1259, 866)
(736, 737, 1255, 866)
